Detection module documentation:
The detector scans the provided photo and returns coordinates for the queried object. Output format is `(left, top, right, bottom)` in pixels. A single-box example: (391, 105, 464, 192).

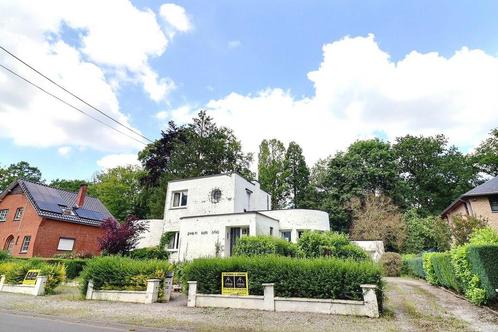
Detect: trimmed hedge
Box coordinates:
(297, 231, 369, 261)
(233, 236, 298, 257)
(79, 256, 171, 297)
(0, 259, 65, 294)
(429, 252, 462, 292)
(182, 255, 382, 301)
(467, 244, 498, 301)
(402, 256, 425, 279)
(128, 247, 170, 260)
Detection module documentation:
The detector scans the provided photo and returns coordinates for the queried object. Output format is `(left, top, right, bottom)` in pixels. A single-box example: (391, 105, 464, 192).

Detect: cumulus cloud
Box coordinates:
(160, 3, 192, 37)
(96, 153, 141, 169)
(0, 0, 190, 151)
(166, 34, 498, 165)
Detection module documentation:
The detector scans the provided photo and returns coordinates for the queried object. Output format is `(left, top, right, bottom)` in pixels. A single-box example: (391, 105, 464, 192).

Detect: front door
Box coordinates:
(4, 235, 14, 254)
(230, 227, 241, 256)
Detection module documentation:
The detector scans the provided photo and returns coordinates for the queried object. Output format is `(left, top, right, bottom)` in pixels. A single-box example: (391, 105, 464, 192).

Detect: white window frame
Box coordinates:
(171, 190, 188, 208)
(13, 207, 24, 221)
(57, 238, 75, 251)
(20, 236, 31, 253)
(0, 209, 8, 222)
(167, 232, 180, 251)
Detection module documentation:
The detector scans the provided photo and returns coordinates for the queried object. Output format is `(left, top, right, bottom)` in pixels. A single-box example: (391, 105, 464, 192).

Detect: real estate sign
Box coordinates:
(221, 272, 248, 296)
(22, 269, 41, 285)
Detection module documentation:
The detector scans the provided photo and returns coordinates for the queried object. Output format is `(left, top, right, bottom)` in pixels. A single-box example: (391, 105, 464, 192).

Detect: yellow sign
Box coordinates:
(222, 272, 248, 296)
(22, 269, 41, 285)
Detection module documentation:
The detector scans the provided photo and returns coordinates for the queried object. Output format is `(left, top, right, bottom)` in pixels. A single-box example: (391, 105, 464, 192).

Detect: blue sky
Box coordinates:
(1, 1, 498, 182)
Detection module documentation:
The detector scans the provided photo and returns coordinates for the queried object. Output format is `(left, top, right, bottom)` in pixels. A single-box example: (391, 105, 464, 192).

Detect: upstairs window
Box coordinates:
(0, 209, 7, 222)
(171, 191, 188, 208)
(20, 236, 31, 253)
(13, 207, 24, 221)
(489, 195, 498, 213)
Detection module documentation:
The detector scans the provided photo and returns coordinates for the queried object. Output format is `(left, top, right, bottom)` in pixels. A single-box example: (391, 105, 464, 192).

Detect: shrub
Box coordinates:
(79, 256, 171, 297)
(42, 258, 87, 280)
(402, 209, 451, 254)
(430, 252, 462, 292)
(380, 252, 402, 277)
(451, 215, 488, 246)
(0, 260, 65, 294)
(466, 244, 498, 302)
(233, 236, 298, 257)
(99, 215, 148, 255)
(0, 250, 10, 261)
(297, 231, 369, 261)
(402, 255, 425, 279)
(451, 245, 487, 305)
(182, 255, 382, 302)
(129, 247, 170, 260)
(468, 227, 498, 245)
(422, 252, 438, 284)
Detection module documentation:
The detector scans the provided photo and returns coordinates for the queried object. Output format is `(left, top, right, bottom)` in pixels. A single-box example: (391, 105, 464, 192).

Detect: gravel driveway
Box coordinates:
(0, 278, 497, 331)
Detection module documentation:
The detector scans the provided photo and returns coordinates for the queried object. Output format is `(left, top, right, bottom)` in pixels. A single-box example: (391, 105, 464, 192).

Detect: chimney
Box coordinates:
(76, 183, 88, 208)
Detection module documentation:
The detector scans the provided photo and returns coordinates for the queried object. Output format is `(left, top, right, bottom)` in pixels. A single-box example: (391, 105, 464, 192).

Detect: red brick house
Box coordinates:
(0, 179, 113, 257)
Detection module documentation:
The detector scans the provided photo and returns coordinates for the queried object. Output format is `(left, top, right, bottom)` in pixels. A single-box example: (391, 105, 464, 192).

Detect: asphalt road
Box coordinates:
(0, 311, 171, 332)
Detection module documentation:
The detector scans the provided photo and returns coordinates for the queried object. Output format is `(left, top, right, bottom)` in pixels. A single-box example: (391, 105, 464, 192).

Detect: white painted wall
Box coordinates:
(136, 219, 165, 248)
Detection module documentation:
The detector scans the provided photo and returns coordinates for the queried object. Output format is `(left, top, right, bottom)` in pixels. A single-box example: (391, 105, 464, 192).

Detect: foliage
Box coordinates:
(450, 244, 487, 305)
(79, 256, 171, 297)
(402, 209, 451, 254)
(182, 255, 382, 301)
(159, 232, 175, 250)
(43, 258, 87, 280)
(297, 231, 369, 261)
(451, 215, 488, 246)
(429, 252, 463, 292)
(466, 244, 498, 302)
(258, 138, 288, 209)
(233, 236, 299, 257)
(379, 252, 402, 277)
(401, 255, 425, 279)
(99, 215, 148, 255)
(0, 250, 10, 261)
(349, 194, 407, 252)
(49, 179, 86, 192)
(128, 247, 170, 260)
(283, 142, 310, 208)
(0, 259, 65, 294)
(0, 161, 43, 191)
(468, 227, 498, 245)
(422, 252, 438, 285)
(473, 128, 498, 177)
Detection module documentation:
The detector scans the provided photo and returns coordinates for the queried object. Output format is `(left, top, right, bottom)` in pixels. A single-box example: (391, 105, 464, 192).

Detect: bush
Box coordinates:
(451, 245, 487, 305)
(0, 250, 10, 261)
(422, 252, 438, 284)
(402, 255, 425, 279)
(128, 247, 170, 260)
(182, 255, 382, 302)
(451, 215, 487, 246)
(402, 209, 451, 254)
(41, 258, 87, 280)
(233, 236, 298, 257)
(79, 256, 171, 297)
(467, 244, 498, 302)
(380, 252, 402, 277)
(469, 227, 498, 245)
(297, 231, 369, 261)
(430, 252, 462, 292)
(0, 260, 65, 294)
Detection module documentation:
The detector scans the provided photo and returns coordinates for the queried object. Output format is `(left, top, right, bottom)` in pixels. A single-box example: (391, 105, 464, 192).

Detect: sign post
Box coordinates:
(221, 272, 248, 296)
(23, 269, 41, 286)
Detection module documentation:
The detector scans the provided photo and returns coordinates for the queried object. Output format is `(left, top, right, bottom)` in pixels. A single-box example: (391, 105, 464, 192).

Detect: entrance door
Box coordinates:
(230, 227, 241, 256)
(4, 235, 14, 254)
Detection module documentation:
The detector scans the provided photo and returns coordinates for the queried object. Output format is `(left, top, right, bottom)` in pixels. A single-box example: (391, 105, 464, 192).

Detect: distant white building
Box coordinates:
(137, 173, 330, 261)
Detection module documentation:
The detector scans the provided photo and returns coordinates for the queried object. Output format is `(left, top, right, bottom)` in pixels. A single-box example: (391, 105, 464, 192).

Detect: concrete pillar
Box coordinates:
(86, 280, 94, 300)
(187, 281, 197, 307)
(145, 279, 160, 304)
(33, 276, 47, 296)
(262, 283, 275, 311)
(163, 273, 174, 302)
(0, 275, 5, 292)
(360, 284, 379, 318)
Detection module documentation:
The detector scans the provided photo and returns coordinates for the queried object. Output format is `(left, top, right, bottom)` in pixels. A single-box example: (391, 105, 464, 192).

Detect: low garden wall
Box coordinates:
(0, 275, 47, 296)
(187, 281, 379, 318)
(86, 279, 161, 304)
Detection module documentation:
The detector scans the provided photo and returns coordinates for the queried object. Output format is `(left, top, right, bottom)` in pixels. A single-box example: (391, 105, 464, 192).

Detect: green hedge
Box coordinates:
(128, 247, 170, 260)
(297, 231, 369, 261)
(182, 255, 382, 301)
(79, 256, 171, 297)
(402, 256, 425, 279)
(0, 250, 10, 261)
(430, 252, 463, 292)
(0, 259, 65, 294)
(467, 244, 498, 301)
(233, 236, 298, 257)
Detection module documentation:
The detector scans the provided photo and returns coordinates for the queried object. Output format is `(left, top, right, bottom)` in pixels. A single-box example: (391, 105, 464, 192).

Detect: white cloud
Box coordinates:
(168, 34, 498, 165)
(96, 153, 140, 169)
(228, 40, 242, 49)
(160, 3, 192, 36)
(0, 0, 191, 152)
(57, 146, 72, 156)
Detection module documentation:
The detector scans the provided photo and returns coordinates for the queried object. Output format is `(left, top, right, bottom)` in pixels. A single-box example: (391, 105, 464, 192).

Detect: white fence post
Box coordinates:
(360, 284, 379, 318)
(33, 276, 47, 296)
(262, 283, 275, 311)
(86, 280, 94, 300)
(187, 281, 197, 307)
(163, 272, 174, 302)
(0, 275, 5, 292)
(145, 279, 160, 304)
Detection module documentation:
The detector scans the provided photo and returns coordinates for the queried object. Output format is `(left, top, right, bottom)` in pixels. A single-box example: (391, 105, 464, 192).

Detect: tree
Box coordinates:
(0, 161, 43, 191)
(49, 179, 86, 192)
(258, 139, 287, 209)
(349, 194, 407, 252)
(474, 128, 498, 177)
(99, 215, 148, 255)
(90, 166, 146, 221)
(283, 142, 310, 208)
(450, 215, 488, 246)
(402, 209, 451, 253)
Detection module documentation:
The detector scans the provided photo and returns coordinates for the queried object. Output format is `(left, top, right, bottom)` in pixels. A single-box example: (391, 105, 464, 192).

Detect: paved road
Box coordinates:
(0, 311, 169, 332)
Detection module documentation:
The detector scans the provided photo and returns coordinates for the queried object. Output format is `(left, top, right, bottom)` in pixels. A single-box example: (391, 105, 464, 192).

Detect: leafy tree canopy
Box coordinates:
(49, 179, 86, 192)
(0, 161, 43, 191)
(283, 142, 310, 208)
(473, 128, 498, 177)
(258, 138, 287, 209)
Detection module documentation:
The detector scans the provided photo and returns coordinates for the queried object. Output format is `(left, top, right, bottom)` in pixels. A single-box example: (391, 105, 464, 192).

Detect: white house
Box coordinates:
(137, 173, 330, 261)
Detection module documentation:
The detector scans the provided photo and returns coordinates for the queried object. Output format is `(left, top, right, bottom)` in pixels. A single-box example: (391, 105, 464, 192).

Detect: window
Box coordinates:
(269, 227, 273, 236)
(280, 231, 292, 242)
(20, 236, 31, 253)
(13, 207, 24, 221)
(0, 209, 8, 222)
(210, 188, 222, 203)
(297, 230, 305, 239)
(167, 232, 180, 250)
(490, 195, 498, 213)
(57, 238, 75, 251)
(171, 191, 188, 208)
(241, 227, 249, 237)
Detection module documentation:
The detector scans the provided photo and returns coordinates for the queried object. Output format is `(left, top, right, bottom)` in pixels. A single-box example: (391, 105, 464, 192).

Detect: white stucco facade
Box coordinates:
(137, 173, 330, 262)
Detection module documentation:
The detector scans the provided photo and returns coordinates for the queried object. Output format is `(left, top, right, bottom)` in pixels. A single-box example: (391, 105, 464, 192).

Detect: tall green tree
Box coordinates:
(49, 179, 86, 192)
(258, 139, 287, 209)
(283, 142, 310, 208)
(474, 128, 498, 177)
(0, 161, 43, 191)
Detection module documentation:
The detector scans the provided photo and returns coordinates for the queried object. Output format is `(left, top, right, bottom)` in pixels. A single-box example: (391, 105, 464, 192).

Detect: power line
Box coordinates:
(0, 63, 148, 146)
(0, 45, 153, 143)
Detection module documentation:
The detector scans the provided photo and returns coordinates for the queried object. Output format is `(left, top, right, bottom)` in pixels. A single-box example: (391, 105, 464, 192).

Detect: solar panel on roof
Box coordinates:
(37, 201, 63, 214)
(75, 208, 106, 221)
(25, 182, 66, 206)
